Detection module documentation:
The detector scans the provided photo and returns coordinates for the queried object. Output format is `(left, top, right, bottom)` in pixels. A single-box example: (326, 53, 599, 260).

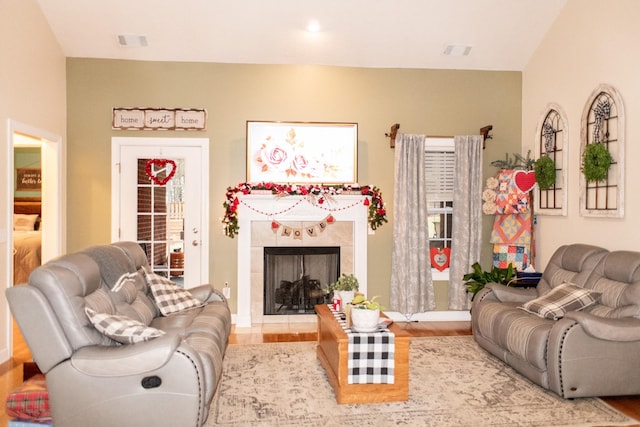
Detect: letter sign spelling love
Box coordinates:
(145, 159, 177, 186)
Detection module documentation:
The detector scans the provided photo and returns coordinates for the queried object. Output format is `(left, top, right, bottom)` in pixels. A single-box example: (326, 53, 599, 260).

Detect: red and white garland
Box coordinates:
(222, 182, 387, 238)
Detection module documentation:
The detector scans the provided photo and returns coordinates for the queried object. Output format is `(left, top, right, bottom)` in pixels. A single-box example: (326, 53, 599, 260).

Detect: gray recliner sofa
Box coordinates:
(7, 241, 231, 427)
(472, 243, 640, 398)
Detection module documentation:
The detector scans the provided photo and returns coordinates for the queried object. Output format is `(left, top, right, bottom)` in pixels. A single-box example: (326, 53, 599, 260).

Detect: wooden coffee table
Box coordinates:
(315, 304, 410, 404)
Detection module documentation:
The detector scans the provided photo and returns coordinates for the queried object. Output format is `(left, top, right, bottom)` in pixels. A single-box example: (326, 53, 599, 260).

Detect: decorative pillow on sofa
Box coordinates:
(5, 373, 51, 421)
(85, 307, 165, 344)
(143, 269, 204, 316)
(519, 282, 601, 320)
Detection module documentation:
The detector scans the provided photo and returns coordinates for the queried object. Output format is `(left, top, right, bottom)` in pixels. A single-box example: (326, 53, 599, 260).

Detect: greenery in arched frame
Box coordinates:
(579, 84, 625, 218)
(535, 104, 567, 216)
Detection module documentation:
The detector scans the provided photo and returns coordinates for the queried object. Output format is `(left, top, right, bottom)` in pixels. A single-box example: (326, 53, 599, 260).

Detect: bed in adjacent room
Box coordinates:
(13, 197, 42, 285)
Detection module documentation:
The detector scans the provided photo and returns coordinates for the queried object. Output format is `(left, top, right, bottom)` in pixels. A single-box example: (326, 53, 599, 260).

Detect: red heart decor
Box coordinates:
(326, 215, 335, 223)
(145, 159, 177, 186)
(429, 248, 451, 272)
(514, 170, 536, 193)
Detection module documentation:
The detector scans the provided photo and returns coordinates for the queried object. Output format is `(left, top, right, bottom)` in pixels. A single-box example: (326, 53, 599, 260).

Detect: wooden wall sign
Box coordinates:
(16, 168, 41, 191)
(112, 108, 207, 130)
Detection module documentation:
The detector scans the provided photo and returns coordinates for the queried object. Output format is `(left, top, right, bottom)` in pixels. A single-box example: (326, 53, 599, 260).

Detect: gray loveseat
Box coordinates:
(7, 241, 231, 427)
(472, 243, 640, 398)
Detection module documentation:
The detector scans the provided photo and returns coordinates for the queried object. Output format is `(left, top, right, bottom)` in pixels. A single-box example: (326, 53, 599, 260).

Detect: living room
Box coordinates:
(1, 0, 640, 424)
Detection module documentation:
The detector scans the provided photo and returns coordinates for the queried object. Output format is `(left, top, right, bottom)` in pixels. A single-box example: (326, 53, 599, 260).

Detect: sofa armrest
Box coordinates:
(7, 285, 73, 373)
(71, 334, 182, 376)
(564, 311, 640, 342)
(189, 284, 227, 303)
(188, 284, 214, 302)
(486, 282, 538, 303)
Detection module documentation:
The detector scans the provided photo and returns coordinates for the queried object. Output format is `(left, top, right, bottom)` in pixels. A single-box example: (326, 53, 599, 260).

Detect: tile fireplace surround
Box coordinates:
(235, 194, 369, 327)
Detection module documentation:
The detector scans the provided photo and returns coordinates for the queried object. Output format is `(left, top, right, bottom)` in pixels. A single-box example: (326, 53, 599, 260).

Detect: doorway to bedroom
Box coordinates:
(7, 120, 64, 363)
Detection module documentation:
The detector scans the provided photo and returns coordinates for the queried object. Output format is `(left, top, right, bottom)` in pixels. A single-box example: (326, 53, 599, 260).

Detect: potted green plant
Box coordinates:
(329, 273, 359, 305)
(350, 295, 385, 331)
(462, 262, 515, 301)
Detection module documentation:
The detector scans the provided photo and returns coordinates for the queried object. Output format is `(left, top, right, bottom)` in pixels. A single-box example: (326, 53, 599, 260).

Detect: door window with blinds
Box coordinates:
(425, 138, 455, 254)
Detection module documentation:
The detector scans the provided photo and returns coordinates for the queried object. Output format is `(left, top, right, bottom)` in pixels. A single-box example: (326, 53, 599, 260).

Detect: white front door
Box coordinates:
(111, 137, 209, 289)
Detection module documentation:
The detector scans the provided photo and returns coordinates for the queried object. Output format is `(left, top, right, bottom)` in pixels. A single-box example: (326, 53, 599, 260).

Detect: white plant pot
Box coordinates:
(339, 290, 355, 306)
(351, 308, 380, 331)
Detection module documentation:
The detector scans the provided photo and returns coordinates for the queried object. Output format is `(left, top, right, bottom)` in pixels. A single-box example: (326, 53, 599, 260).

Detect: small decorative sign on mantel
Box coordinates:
(112, 108, 207, 131)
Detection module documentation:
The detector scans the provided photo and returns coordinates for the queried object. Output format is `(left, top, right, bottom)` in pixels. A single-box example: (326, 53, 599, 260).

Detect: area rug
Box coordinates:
(208, 335, 636, 427)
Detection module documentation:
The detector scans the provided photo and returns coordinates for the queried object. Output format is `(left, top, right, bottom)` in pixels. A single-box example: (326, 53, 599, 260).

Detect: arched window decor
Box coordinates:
(535, 104, 568, 216)
(580, 84, 625, 218)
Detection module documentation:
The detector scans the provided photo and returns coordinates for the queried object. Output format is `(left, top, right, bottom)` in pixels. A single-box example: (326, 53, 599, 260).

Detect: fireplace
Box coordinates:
(264, 246, 340, 315)
(236, 194, 369, 326)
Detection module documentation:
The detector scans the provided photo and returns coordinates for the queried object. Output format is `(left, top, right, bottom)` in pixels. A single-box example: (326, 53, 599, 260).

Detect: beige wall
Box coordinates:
(0, 0, 66, 361)
(523, 0, 640, 267)
(67, 59, 521, 314)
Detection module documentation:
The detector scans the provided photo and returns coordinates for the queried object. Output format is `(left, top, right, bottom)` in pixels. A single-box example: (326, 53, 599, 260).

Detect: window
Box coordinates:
(425, 138, 454, 279)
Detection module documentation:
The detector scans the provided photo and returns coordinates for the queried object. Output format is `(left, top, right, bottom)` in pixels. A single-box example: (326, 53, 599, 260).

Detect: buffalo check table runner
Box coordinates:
(328, 305, 395, 384)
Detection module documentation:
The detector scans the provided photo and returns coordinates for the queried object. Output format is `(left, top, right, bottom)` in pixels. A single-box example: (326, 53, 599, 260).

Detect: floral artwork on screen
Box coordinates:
(246, 121, 358, 184)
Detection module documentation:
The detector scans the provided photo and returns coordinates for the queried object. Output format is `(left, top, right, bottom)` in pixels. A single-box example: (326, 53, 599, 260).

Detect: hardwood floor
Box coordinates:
(2, 320, 639, 425)
(0, 322, 35, 426)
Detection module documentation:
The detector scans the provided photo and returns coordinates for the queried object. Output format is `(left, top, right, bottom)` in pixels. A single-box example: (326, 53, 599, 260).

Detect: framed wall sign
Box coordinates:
(112, 108, 207, 130)
(16, 168, 42, 191)
(246, 121, 358, 184)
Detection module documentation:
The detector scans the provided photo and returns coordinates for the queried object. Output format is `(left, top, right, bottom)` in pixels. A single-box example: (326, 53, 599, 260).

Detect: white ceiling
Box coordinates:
(36, 0, 567, 71)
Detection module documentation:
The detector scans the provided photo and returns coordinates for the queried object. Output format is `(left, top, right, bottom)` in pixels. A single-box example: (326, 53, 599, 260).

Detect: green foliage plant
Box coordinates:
(581, 143, 612, 183)
(351, 294, 385, 310)
(329, 273, 359, 292)
(534, 156, 556, 190)
(462, 262, 516, 301)
(490, 150, 535, 171)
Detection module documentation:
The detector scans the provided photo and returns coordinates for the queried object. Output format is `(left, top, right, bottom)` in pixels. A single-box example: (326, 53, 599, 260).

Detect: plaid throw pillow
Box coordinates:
(144, 270, 204, 316)
(519, 282, 601, 320)
(6, 373, 51, 421)
(85, 307, 165, 344)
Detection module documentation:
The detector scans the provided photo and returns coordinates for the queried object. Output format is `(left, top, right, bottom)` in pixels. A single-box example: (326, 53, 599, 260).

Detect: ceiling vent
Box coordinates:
(117, 34, 148, 47)
(443, 45, 472, 56)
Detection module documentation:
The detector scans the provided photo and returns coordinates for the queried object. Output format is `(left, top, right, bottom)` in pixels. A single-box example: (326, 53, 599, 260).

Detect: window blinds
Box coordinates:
(425, 150, 455, 201)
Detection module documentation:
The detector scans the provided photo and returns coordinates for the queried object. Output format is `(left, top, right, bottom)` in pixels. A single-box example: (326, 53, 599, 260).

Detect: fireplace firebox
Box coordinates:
(263, 246, 340, 315)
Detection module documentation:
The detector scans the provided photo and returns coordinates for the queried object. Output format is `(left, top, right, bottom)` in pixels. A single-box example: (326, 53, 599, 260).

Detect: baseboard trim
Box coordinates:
(232, 310, 471, 326)
(385, 311, 471, 322)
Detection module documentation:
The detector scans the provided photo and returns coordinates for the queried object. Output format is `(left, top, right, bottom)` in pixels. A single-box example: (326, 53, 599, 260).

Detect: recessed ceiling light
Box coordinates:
(306, 20, 321, 32)
(443, 44, 472, 56)
(117, 34, 148, 47)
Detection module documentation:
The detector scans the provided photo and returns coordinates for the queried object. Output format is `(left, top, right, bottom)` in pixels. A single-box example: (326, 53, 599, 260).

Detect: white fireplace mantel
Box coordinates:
(235, 194, 370, 327)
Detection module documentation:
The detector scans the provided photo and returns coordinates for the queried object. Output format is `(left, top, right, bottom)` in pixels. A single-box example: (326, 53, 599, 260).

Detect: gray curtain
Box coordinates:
(448, 135, 483, 310)
(390, 133, 434, 316)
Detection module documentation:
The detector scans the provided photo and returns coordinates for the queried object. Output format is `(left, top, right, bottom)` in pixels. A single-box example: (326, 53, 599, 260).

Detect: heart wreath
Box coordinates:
(429, 247, 451, 272)
(145, 159, 177, 186)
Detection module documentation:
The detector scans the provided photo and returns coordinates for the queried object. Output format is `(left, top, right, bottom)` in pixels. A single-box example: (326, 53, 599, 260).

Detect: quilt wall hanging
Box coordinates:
(482, 169, 536, 270)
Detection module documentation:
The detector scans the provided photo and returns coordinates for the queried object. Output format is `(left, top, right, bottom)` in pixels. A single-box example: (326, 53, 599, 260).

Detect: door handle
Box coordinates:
(192, 240, 199, 246)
